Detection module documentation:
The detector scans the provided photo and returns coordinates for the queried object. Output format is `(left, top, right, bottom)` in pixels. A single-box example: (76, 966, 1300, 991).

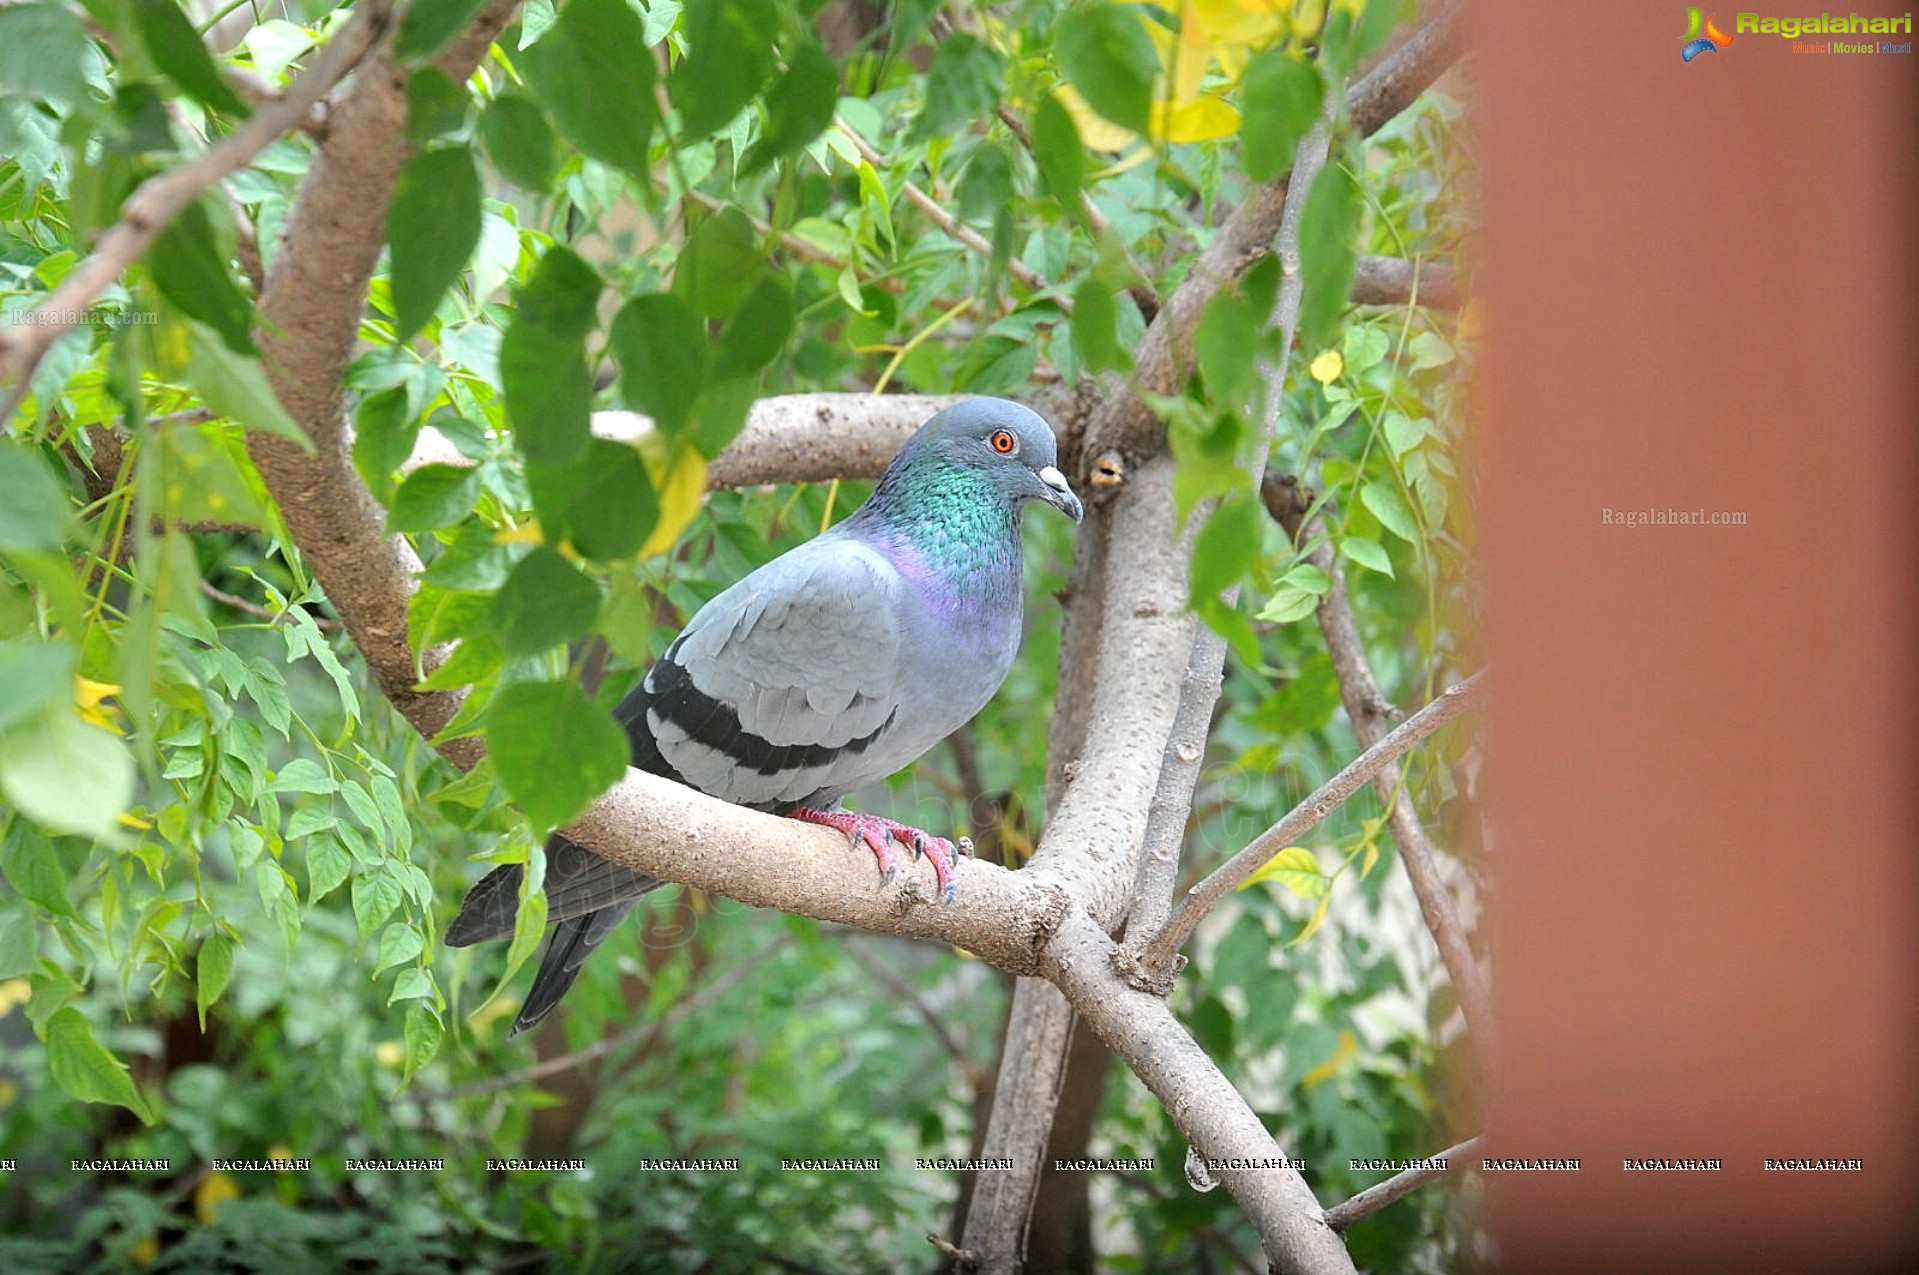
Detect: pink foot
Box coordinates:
(789, 807, 969, 902)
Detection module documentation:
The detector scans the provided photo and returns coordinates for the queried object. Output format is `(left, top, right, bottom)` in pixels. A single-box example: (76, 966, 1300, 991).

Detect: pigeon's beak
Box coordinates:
(1036, 465, 1084, 523)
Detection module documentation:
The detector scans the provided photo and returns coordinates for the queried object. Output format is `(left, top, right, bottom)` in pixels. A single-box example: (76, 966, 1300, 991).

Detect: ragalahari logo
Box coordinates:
(1681, 8, 1737, 59)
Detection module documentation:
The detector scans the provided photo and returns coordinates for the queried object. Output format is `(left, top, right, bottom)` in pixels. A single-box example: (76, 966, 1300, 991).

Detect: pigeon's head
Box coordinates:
(907, 398, 1083, 523)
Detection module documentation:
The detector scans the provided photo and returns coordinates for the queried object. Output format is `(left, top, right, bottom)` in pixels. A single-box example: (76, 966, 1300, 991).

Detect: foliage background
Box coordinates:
(0, 0, 1477, 1269)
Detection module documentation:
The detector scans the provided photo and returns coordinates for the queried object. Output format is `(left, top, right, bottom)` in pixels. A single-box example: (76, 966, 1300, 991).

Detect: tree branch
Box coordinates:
(1258, 471, 1495, 1048)
(1350, 256, 1461, 310)
(243, 1, 522, 766)
(1141, 672, 1487, 976)
(1322, 1136, 1480, 1231)
(1075, 0, 1467, 476)
(0, 2, 391, 416)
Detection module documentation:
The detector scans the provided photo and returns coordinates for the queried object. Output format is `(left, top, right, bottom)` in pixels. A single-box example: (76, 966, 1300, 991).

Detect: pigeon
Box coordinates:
(447, 397, 1083, 1035)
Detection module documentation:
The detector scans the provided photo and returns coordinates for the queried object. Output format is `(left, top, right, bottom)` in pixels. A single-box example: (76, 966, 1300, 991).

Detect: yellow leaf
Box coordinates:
(0, 977, 30, 1016)
(1299, 1028, 1358, 1091)
(640, 446, 709, 558)
(1289, 890, 1333, 945)
(131, 1236, 160, 1266)
(492, 521, 544, 545)
(374, 1040, 406, 1067)
(1309, 350, 1344, 384)
(1192, 0, 1290, 49)
(266, 1144, 295, 1166)
(1154, 95, 1241, 144)
(1241, 845, 1327, 896)
(195, 1171, 241, 1225)
(1054, 84, 1142, 153)
(75, 678, 123, 709)
(0, 1079, 17, 1107)
(117, 811, 154, 830)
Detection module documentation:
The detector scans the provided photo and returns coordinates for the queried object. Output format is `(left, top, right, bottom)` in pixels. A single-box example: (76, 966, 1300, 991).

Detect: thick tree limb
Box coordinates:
(1321, 1136, 1480, 1231)
(1259, 471, 1494, 1048)
(960, 456, 1199, 1269)
(1142, 672, 1487, 975)
(1351, 256, 1461, 310)
(1046, 908, 1357, 1275)
(0, 3, 391, 417)
(244, 1, 521, 765)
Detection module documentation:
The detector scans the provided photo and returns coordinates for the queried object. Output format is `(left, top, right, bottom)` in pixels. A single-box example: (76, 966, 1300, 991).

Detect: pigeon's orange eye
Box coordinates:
(989, 430, 1017, 455)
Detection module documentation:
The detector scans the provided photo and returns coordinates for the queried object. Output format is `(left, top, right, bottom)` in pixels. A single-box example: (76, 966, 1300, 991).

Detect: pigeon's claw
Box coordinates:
(788, 808, 962, 901)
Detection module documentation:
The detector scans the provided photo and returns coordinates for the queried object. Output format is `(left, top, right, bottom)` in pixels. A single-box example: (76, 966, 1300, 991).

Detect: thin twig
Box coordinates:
(199, 580, 341, 631)
(1323, 1136, 1480, 1230)
(993, 102, 1160, 322)
(832, 119, 1051, 299)
(1143, 671, 1487, 973)
(0, 2, 391, 416)
(1259, 472, 1495, 1048)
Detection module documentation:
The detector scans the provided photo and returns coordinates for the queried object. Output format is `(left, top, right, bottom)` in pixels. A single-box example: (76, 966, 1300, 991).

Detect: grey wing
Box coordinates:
(643, 539, 910, 811)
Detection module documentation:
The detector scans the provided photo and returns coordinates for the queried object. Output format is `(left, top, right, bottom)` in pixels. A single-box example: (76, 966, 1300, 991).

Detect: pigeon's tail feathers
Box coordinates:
(509, 898, 643, 1036)
(447, 839, 668, 947)
(446, 863, 521, 947)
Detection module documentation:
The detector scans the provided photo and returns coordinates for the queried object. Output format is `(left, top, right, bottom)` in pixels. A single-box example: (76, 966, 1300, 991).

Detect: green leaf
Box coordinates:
(149, 199, 256, 355)
(670, 0, 777, 140)
(1408, 331, 1456, 370)
(402, 1002, 443, 1082)
(1256, 584, 1320, 624)
(1342, 323, 1390, 374)
(388, 147, 482, 339)
(386, 463, 482, 533)
(913, 33, 1004, 142)
(479, 92, 558, 191)
(0, 442, 71, 552)
(1240, 51, 1322, 185)
(1190, 489, 1261, 604)
(376, 924, 426, 974)
(955, 143, 1012, 224)
(503, 247, 602, 466)
(1340, 535, 1394, 578)
(611, 292, 705, 438)
(0, 707, 135, 839)
(1032, 92, 1084, 212)
(743, 40, 837, 173)
(395, 0, 490, 61)
(44, 1008, 152, 1123)
(388, 967, 433, 1005)
(0, 637, 74, 734)
(185, 322, 311, 449)
(522, 0, 655, 175)
(351, 868, 404, 943)
(1296, 162, 1362, 355)
(1055, 6, 1157, 136)
(195, 933, 234, 1029)
(135, 0, 246, 117)
(1382, 410, 1425, 459)
(713, 276, 793, 380)
(352, 386, 421, 495)
(306, 834, 351, 902)
(1070, 280, 1126, 374)
(486, 680, 631, 831)
(489, 546, 602, 655)
(1360, 479, 1420, 543)
(0, 4, 91, 107)
(0, 820, 75, 917)
(405, 67, 470, 142)
(1197, 290, 1262, 403)
(673, 206, 759, 321)
(265, 758, 337, 795)
(527, 438, 658, 562)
